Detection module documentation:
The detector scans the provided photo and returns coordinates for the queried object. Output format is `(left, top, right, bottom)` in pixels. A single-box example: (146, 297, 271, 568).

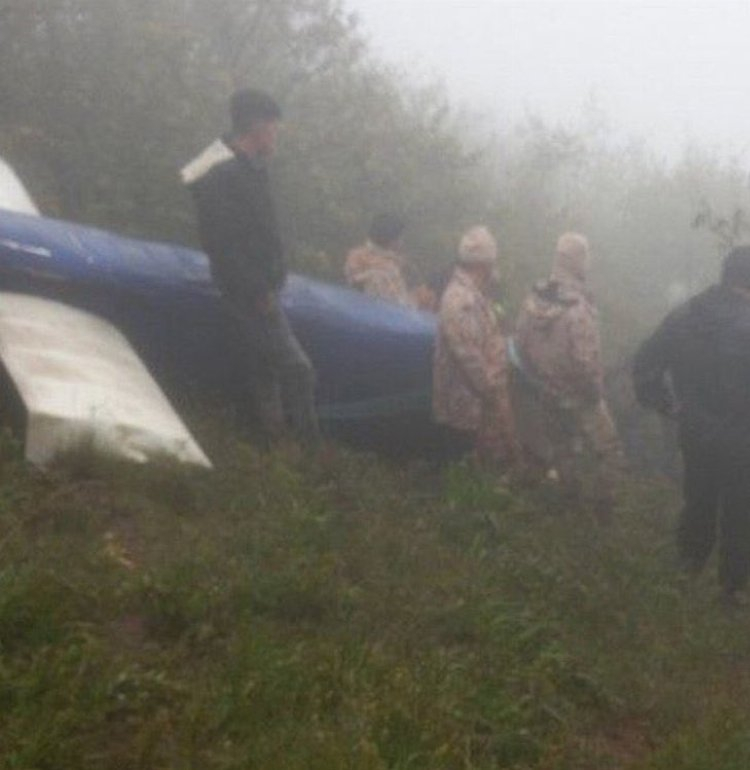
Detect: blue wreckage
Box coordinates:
(0, 209, 447, 453)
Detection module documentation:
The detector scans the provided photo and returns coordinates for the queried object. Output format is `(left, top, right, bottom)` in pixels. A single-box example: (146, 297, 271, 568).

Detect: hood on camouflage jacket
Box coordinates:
(515, 271, 604, 407)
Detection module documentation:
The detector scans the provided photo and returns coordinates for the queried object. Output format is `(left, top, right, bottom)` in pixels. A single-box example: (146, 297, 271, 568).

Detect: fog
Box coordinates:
(4, 0, 749, 350)
(348, 0, 750, 164)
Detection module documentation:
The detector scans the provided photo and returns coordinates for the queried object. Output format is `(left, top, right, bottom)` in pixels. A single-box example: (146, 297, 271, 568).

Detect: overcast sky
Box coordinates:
(346, 0, 750, 163)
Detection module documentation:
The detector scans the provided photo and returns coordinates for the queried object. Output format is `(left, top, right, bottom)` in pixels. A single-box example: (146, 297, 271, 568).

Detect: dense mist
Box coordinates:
(1, 0, 748, 360)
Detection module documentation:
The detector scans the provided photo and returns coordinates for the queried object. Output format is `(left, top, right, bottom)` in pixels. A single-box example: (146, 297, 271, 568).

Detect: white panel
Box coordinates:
(0, 293, 212, 468)
(0, 158, 40, 216)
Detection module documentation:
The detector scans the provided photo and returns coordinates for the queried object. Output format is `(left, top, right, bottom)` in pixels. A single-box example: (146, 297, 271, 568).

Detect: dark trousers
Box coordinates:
(225, 294, 319, 445)
(679, 427, 750, 593)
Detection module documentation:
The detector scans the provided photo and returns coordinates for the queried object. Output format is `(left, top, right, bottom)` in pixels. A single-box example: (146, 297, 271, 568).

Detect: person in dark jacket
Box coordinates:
(634, 246, 750, 603)
(181, 88, 319, 444)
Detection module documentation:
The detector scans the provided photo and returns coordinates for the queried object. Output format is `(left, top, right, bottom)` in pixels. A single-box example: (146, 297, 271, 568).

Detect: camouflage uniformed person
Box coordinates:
(345, 214, 415, 308)
(514, 233, 622, 517)
(433, 226, 519, 467)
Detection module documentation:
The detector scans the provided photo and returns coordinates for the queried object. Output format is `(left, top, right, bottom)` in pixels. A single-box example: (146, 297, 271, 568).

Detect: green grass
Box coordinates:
(0, 421, 748, 769)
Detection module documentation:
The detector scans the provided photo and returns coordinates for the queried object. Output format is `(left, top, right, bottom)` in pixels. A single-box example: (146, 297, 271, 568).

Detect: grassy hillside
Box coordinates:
(1, 420, 749, 770)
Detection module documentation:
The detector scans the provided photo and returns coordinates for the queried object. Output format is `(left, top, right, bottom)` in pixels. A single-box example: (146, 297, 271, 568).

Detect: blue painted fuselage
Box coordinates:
(0, 210, 441, 452)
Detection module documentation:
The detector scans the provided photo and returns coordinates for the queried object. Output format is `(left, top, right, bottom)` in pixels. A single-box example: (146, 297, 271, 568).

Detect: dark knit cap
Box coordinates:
(368, 213, 406, 248)
(722, 246, 750, 289)
(230, 89, 282, 134)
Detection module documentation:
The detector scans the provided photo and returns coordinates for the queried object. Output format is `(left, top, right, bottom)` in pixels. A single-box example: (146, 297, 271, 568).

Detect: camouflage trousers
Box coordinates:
(225, 295, 320, 445)
(550, 399, 623, 513)
(513, 380, 623, 515)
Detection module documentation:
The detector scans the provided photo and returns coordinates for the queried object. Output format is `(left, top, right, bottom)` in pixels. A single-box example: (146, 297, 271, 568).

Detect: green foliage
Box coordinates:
(1, 0, 747, 366)
(0, 0, 490, 273)
(3, 3, 750, 765)
(0, 426, 748, 768)
(497, 116, 750, 350)
(644, 713, 750, 770)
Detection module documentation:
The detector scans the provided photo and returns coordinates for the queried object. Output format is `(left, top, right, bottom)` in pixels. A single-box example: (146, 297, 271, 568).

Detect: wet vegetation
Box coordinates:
(2, 0, 750, 335)
(3, 1, 750, 767)
(0, 424, 749, 769)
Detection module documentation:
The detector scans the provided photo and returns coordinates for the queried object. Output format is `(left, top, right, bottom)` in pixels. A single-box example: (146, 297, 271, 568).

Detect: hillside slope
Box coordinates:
(0, 423, 748, 770)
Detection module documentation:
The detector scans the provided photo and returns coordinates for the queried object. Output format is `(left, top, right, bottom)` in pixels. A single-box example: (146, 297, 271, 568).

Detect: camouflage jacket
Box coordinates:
(344, 242, 414, 308)
(515, 277, 604, 407)
(433, 268, 515, 446)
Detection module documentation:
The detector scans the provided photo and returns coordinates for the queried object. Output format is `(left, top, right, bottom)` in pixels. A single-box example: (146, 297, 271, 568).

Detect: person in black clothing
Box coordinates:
(181, 88, 319, 444)
(634, 246, 750, 603)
